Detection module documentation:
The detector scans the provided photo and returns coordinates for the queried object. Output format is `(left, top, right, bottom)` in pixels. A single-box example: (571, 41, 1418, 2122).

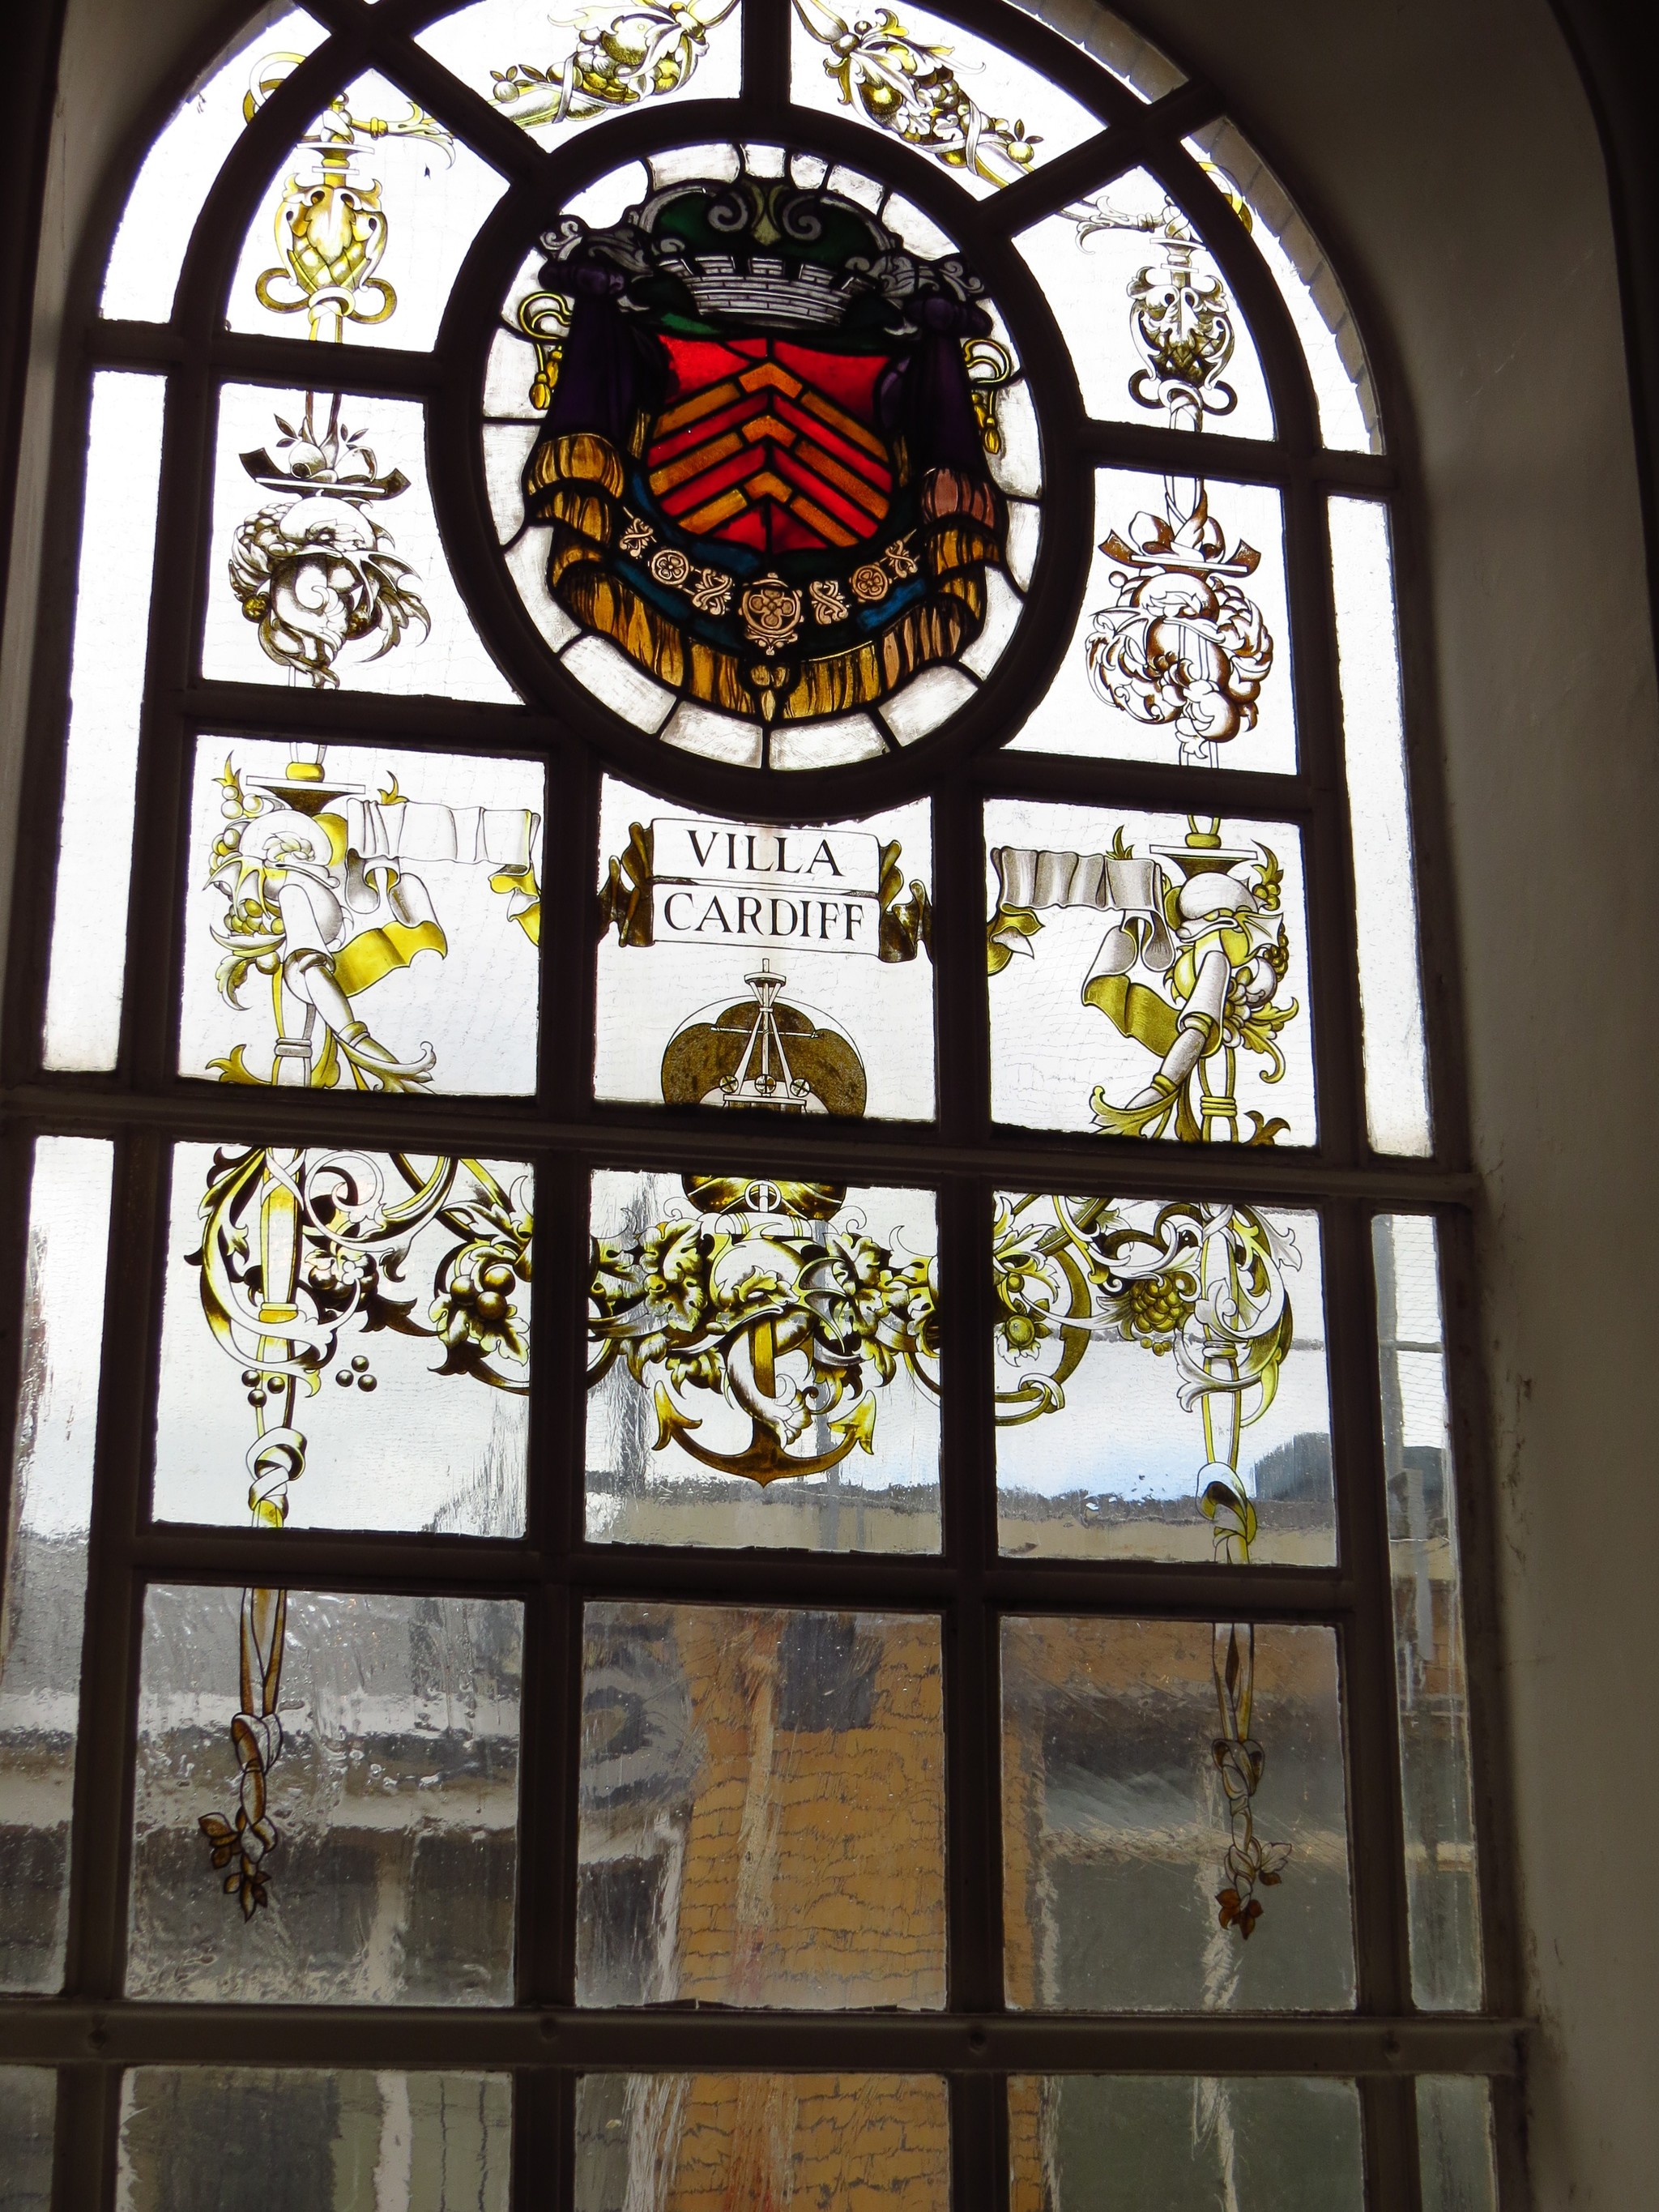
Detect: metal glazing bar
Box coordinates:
(0, 2001, 1529, 2073)
(111, 1535, 1361, 1619)
(0, 1087, 1481, 1202)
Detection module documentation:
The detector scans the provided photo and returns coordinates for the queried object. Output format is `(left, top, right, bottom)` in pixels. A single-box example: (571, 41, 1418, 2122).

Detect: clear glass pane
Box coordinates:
(1332, 498, 1432, 1155)
(1017, 171, 1275, 441)
(1002, 1616, 1355, 2009)
(578, 1603, 945, 2007)
(0, 2065, 56, 2209)
(1007, 0, 1184, 100)
(226, 69, 507, 349)
(576, 2073, 949, 2208)
(203, 385, 516, 701)
(1183, 123, 1381, 453)
(178, 737, 542, 1098)
(1375, 1214, 1484, 2008)
(117, 2069, 510, 2210)
(588, 1170, 939, 1550)
(1009, 2075, 1365, 2211)
(994, 1194, 1333, 1564)
(100, 7, 328, 322)
(986, 800, 1316, 1146)
(43, 371, 167, 1069)
(595, 778, 935, 1119)
(1418, 2076, 1499, 2212)
(151, 1143, 530, 1535)
(418, 0, 743, 147)
(127, 1586, 522, 2000)
(0, 1138, 114, 1992)
(1009, 465, 1294, 771)
(791, 0, 1101, 195)
(499, 148, 1021, 762)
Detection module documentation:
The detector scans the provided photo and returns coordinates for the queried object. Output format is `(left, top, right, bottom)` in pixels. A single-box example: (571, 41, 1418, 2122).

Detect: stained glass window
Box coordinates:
(1, 0, 1508, 2204)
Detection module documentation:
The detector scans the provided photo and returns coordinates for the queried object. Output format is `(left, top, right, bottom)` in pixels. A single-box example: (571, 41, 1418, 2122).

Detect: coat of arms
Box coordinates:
(521, 164, 1007, 724)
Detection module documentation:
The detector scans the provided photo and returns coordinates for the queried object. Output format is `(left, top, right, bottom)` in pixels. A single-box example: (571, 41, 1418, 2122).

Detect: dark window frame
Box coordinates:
(0, 0, 1524, 2206)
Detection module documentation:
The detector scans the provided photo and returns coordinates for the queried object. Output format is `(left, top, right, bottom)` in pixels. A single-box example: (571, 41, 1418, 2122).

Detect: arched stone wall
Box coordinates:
(4, 3, 1653, 2203)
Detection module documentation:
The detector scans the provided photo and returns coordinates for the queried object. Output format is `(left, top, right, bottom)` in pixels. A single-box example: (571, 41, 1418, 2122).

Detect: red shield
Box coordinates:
(644, 335, 896, 554)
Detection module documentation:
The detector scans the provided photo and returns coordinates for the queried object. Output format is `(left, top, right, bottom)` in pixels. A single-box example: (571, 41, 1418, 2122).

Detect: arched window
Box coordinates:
(0, 2, 1515, 2206)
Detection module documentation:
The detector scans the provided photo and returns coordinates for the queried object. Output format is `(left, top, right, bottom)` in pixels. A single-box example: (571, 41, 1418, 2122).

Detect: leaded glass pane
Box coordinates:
(204, 384, 516, 701)
(1182, 122, 1382, 453)
(99, 7, 328, 322)
(127, 1587, 522, 2000)
(595, 778, 935, 1117)
(1009, 464, 1294, 770)
(790, 0, 1102, 194)
(994, 1194, 1333, 1564)
(1002, 1616, 1355, 2009)
(44, 370, 166, 1070)
(576, 2073, 949, 2209)
(178, 737, 542, 1098)
(1009, 2076, 1365, 2211)
(1017, 172, 1275, 440)
(417, 0, 744, 147)
(224, 69, 508, 349)
(587, 1170, 939, 1549)
(0, 2065, 56, 2210)
(986, 801, 1316, 1145)
(1008, 0, 1184, 100)
(152, 1143, 531, 1535)
(0, 1138, 113, 1993)
(578, 1603, 945, 2007)
(116, 2069, 511, 2210)
(1332, 497, 1433, 1155)
(1418, 2075, 1499, 2212)
(1375, 1214, 1484, 2009)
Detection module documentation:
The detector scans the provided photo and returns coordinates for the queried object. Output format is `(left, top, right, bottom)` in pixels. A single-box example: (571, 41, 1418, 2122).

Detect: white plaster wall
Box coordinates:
(4, 0, 1655, 2204)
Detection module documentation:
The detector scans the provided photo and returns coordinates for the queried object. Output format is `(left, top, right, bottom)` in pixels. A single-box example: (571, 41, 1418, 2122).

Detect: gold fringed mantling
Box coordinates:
(526, 432, 1002, 724)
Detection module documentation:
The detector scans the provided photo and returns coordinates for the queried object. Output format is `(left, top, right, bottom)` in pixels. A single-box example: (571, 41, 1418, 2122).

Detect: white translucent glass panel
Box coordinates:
(497, 147, 1024, 764)
(1018, 170, 1274, 440)
(791, 0, 1101, 195)
(127, 1587, 522, 2002)
(1375, 1214, 1484, 2010)
(100, 6, 327, 322)
(177, 737, 541, 1097)
(595, 779, 936, 1118)
(1418, 2076, 1499, 2212)
(576, 2074, 949, 2210)
(588, 1171, 940, 1550)
(578, 1603, 945, 2007)
(1011, 466, 1294, 770)
(994, 1194, 1333, 1564)
(418, 0, 742, 147)
(226, 72, 508, 351)
(0, 2066, 56, 2210)
(44, 371, 166, 1069)
(1008, 0, 1185, 100)
(986, 799, 1317, 1146)
(1331, 497, 1432, 1155)
(1002, 1617, 1356, 2010)
(118, 2069, 511, 2210)
(1184, 122, 1382, 453)
(0, 1139, 114, 1994)
(203, 385, 516, 702)
(1009, 2075, 1365, 2212)
(152, 1143, 530, 1535)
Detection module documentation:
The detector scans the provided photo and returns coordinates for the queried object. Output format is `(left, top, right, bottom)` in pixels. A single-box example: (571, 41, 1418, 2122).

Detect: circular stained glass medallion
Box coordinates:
(481, 145, 1043, 771)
